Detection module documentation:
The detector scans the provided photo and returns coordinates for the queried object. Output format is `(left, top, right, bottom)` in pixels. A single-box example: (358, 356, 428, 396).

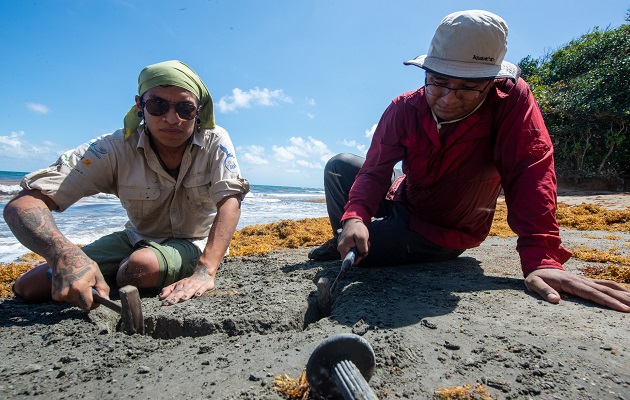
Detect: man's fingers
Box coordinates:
(533, 273, 630, 312)
(591, 279, 630, 293)
(161, 280, 214, 306)
(572, 281, 630, 312)
(159, 286, 174, 299)
(353, 242, 370, 265)
(93, 272, 110, 297)
(76, 291, 92, 313)
(526, 269, 630, 312)
(525, 275, 560, 303)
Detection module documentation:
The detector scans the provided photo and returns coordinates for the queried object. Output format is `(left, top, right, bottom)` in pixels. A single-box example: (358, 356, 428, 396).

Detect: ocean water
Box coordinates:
(0, 171, 327, 263)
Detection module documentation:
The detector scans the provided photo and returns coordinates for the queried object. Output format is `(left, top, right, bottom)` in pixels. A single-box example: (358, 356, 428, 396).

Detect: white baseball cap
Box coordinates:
(404, 10, 520, 81)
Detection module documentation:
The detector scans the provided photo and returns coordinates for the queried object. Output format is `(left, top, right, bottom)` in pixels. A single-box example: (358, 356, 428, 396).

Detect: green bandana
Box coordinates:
(123, 60, 215, 139)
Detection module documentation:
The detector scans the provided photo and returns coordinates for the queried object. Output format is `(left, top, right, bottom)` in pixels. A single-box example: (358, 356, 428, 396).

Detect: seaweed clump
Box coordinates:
(488, 201, 630, 238)
(272, 370, 310, 400)
(229, 217, 331, 257)
(434, 383, 495, 399)
(572, 246, 630, 288)
(0, 253, 45, 298)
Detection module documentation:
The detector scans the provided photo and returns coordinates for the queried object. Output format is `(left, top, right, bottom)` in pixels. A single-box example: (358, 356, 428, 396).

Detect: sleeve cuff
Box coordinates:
(210, 178, 250, 204)
(341, 206, 372, 226)
(519, 245, 572, 276)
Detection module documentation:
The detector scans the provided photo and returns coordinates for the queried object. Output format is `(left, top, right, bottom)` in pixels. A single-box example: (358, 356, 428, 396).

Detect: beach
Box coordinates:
(0, 187, 629, 399)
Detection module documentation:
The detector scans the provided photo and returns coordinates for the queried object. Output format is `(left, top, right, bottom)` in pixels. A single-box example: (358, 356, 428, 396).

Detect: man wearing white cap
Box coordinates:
(309, 10, 630, 312)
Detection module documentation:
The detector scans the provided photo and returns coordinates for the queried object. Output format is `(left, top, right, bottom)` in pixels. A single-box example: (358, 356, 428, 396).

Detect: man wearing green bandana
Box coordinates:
(4, 60, 250, 311)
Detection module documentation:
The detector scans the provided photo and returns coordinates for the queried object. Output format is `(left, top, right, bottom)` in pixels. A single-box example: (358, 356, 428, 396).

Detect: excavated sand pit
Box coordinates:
(86, 252, 323, 339)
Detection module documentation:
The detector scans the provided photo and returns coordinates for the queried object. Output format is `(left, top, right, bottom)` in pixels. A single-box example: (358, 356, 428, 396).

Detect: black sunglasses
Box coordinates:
(141, 97, 199, 120)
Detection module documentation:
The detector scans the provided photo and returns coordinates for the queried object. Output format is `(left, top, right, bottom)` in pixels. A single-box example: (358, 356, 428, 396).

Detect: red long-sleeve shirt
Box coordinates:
(342, 78, 572, 276)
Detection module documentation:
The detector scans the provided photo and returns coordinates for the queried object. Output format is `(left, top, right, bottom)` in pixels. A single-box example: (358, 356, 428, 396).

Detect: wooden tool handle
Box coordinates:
(92, 288, 122, 314)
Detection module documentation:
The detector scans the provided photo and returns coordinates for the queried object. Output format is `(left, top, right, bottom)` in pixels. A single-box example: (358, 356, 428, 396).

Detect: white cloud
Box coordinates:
(217, 87, 292, 113)
(0, 131, 64, 165)
(26, 103, 50, 114)
(238, 145, 269, 165)
(272, 136, 333, 169)
(272, 145, 296, 161)
(241, 145, 265, 156)
(242, 153, 268, 165)
(237, 136, 336, 186)
(341, 138, 368, 155)
(306, 112, 315, 120)
(296, 159, 321, 168)
(305, 97, 316, 106)
(0, 131, 25, 148)
(365, 123, 377, 138)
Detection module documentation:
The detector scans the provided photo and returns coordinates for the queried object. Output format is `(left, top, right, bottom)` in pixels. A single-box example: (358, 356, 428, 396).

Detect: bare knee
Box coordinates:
(13, 263, 52, 302)
(116, 249, 160, 289)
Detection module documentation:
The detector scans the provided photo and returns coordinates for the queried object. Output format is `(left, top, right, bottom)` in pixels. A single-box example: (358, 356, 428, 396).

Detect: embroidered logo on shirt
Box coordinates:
(220, 144, 238, 173)
(83, 159, 93, 166)
(59, 152, 84, 175)
(86, 140, 108, 159)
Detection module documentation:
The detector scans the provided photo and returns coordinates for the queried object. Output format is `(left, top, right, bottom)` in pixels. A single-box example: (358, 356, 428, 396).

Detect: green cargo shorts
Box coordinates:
(81, 231, 202, 287)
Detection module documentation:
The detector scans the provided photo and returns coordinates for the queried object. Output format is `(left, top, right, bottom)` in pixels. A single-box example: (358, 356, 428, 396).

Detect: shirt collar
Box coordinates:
(431, 96, 488, 130)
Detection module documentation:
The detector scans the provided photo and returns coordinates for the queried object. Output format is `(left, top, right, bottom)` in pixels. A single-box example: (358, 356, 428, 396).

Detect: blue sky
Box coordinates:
(0, 0, 627, 188)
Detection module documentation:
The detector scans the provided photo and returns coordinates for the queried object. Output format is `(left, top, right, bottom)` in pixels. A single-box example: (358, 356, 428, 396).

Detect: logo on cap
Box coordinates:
(472, 55, 495, 62)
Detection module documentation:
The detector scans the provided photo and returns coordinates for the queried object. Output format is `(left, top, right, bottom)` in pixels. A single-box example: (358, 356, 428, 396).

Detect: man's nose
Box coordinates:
(164, 106, 181, 123)
(440, 89, 460, 103)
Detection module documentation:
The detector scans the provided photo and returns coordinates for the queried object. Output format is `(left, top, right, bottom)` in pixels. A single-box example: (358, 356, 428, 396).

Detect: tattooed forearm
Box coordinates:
(5, 202, 72, 262)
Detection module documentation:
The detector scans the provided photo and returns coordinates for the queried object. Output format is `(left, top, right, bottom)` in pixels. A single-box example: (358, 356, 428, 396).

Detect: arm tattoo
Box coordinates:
(52, 247, 94, 290)
(5, 203, 92, 287)
(5, 204, 67, 260)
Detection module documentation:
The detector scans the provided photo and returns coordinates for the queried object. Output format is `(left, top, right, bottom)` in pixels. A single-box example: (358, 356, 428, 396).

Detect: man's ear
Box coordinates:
(135, 95, 142, 112)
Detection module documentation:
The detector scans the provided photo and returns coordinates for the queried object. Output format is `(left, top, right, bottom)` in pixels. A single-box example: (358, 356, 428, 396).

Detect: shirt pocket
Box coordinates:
(118, 186, 161, 221)
(183, 173, 214, 212)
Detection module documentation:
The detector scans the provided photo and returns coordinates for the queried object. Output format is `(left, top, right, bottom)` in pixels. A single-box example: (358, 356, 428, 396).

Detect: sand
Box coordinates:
(0, 191, 629, 399)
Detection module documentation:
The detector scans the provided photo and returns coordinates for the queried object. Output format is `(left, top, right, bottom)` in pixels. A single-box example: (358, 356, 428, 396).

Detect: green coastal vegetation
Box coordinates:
(519, 10, 630, 186)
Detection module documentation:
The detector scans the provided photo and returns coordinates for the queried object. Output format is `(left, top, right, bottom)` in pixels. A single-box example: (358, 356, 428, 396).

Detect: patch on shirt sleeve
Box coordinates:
(219, 144, 239, 173)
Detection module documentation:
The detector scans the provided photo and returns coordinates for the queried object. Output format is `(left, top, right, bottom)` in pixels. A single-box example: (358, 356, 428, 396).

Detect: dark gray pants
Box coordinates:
(324, 153, 464, 266)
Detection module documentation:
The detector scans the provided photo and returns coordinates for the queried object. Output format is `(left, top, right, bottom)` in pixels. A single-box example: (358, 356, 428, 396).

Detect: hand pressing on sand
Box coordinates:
(159, 265, 216, 305)
(160, 196, 241, 306)
(525, 268, 630, 312)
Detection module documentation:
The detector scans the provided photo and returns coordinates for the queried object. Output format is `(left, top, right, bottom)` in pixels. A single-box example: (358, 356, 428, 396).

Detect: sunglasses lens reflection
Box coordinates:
(144, 99, 197, 120)
(175, 103, 197, 120)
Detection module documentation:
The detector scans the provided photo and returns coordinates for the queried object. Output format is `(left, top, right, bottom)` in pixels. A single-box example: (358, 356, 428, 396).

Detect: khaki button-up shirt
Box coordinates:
(21, 125, 249, 246)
